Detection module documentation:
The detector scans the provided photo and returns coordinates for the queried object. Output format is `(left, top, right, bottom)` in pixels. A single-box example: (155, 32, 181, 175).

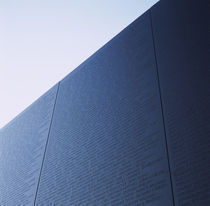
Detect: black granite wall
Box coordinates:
(0, 1, 209, 205)
(151, 1, 210, 205)
(35, 11, 173, 206)
(0, 85, 58, 205)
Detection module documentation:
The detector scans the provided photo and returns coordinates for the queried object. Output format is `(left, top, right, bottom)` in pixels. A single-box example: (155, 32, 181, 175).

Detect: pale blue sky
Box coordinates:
(0, 0, 158, 128)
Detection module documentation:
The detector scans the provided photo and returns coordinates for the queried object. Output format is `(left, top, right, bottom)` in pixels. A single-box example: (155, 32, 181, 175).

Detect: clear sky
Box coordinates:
(0, 0, 158, 128)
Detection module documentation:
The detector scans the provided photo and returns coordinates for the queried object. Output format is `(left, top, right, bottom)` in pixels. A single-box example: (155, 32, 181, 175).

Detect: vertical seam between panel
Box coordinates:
(149, 9, 176, 206)
(33, 82, 60, 205)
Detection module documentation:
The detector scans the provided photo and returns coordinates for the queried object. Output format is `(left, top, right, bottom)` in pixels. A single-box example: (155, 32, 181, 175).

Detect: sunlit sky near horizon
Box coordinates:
(0, 0, 158, 128)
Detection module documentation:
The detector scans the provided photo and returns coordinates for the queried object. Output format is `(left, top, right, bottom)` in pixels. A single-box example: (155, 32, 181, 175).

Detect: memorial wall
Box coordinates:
(0, 0, 209, 205)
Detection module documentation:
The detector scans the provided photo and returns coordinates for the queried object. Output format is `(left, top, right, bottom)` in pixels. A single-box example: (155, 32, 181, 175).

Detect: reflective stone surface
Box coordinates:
(1, 1, 209, 205)
(35, 11, 173, 206)
(151, 0, 210, 205)
(0, 85, 58, 205)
